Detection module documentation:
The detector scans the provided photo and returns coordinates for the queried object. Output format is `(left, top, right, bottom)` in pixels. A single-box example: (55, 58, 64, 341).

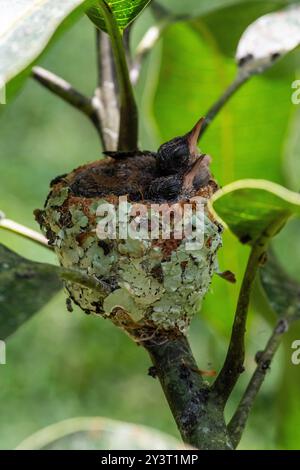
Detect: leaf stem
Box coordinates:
(98, 0, 138, 151)
(228, 314, 296, 448)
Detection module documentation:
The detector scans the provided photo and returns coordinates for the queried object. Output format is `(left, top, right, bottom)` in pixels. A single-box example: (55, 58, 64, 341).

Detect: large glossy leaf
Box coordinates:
(16, 417, 185, 450)
(0, 243, 62, 339)
(211, 179, 300, 245)
(0, 0, 91, 87)
(87, 0, 151, 32)
(236, 4, 300, 75)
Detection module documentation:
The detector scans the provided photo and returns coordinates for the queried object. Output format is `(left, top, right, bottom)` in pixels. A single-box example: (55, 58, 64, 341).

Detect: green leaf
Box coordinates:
(0, 0, 91, 87)
(16, 417, 184, 450)
(87, 0, 151, 32)
(0, 243, 62, 339)
(260, 250, 300, 319)
(211, 179, 300, 245)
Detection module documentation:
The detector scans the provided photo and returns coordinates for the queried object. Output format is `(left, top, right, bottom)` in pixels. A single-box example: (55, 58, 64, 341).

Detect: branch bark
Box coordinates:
(143, 333, 233, 450)
(94, 29, 120, 151)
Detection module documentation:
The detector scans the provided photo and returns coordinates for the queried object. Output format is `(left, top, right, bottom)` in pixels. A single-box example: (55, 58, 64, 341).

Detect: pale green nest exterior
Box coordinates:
(38, 185, 222, 334)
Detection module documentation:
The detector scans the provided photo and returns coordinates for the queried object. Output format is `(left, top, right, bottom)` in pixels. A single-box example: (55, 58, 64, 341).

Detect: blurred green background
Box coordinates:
(1, 0, 300, 450)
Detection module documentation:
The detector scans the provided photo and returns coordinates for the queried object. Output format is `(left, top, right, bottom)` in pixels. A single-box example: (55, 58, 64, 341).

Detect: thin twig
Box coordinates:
(0, 216, 51, 250)
(94, 29, 120, 151)
(98, 0, 138, 151)
(32, 66, 102, 137)
(199, 72, 251, 140)
(228, 314, 296, 448)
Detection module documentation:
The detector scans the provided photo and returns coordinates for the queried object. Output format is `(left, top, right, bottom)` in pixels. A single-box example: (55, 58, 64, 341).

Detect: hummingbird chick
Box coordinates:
(147, 118, 212, 201)
(156, 118, 204, 175)
(147, 154, 211, 201)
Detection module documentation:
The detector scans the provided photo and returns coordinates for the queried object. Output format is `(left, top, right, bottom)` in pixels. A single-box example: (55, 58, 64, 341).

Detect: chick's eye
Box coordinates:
(172, 146, 189, 162)
(172, 145, 189, 160)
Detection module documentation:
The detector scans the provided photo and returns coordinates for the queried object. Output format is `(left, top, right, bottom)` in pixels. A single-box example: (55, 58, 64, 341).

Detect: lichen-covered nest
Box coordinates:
(35, 141, 222, 337)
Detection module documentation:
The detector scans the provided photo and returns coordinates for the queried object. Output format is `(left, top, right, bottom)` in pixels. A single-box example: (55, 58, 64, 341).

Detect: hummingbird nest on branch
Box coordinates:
(35, 119, 223, 340)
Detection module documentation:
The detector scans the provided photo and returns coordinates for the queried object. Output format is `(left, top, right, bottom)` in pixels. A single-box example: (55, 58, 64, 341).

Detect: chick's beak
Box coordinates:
(187, 117, 205, 155)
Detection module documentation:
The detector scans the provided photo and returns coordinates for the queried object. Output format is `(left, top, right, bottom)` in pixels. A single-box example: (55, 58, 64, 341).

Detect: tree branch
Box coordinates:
(0, 214, 51, 250)
(94, 29, 120, 151)
(228, 314, 296, 448)
(98, 0, 138, 151)
(143, 332, 233, 450)
(32, 66, 102, 137)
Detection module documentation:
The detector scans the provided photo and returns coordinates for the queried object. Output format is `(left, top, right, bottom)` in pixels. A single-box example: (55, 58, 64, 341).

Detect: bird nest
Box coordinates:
(35, 119, 223, 338)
